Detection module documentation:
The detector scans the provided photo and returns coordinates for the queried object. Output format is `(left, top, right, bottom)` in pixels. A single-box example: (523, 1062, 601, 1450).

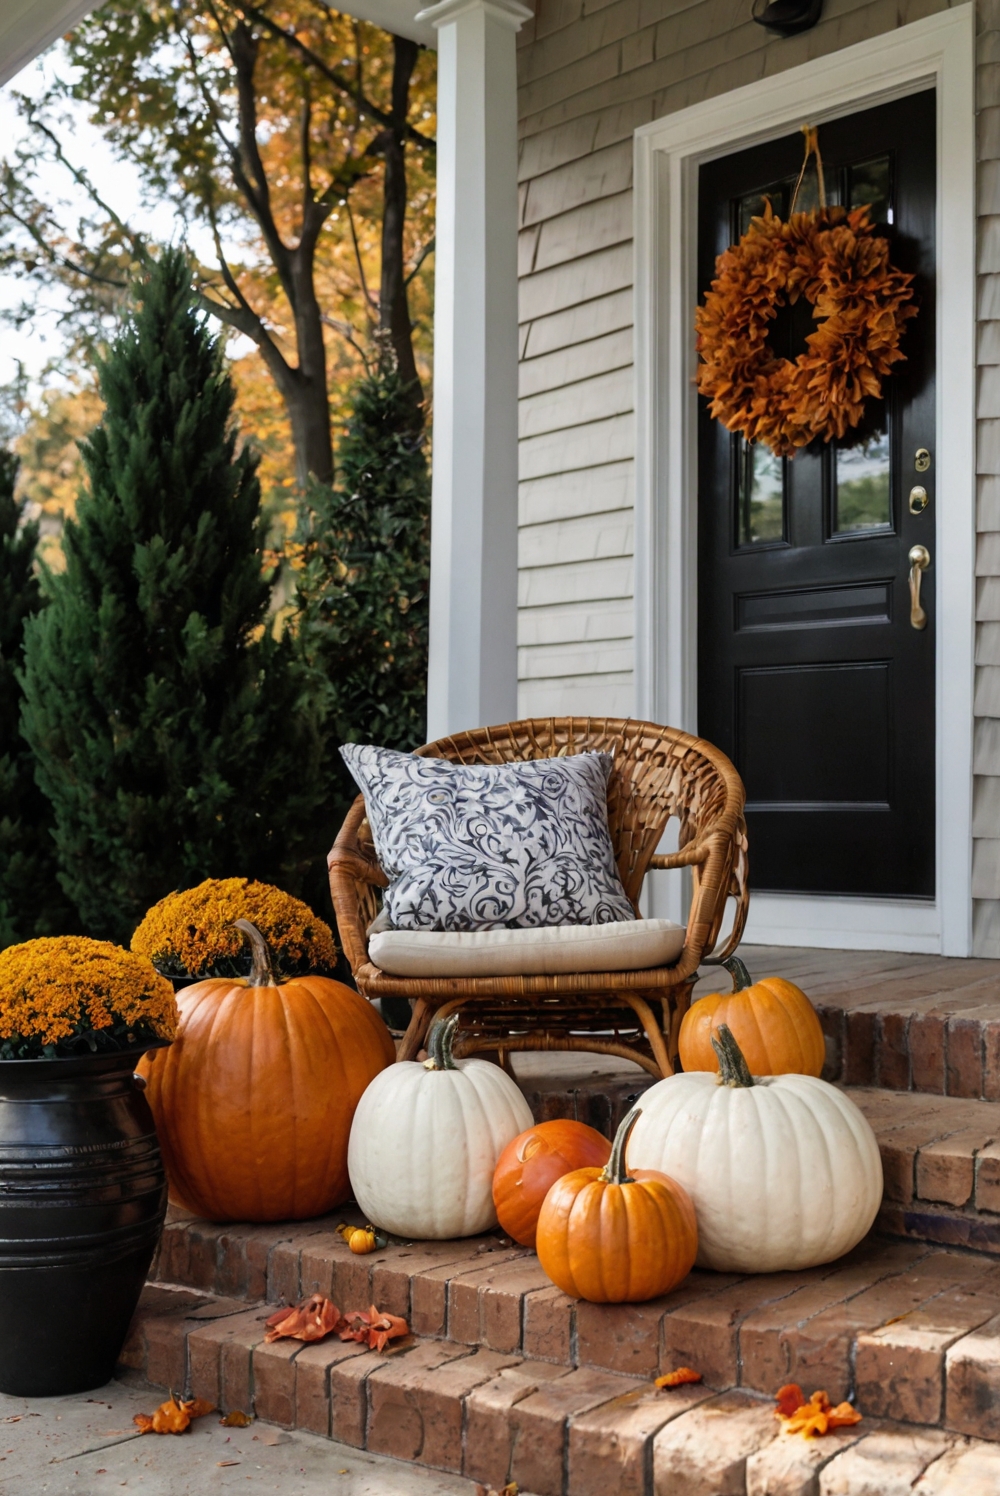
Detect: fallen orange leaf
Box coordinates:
(133, 1393, 217, 1436)
(775, 1383, 806, 1418)
(265, 1294, 342, 1344)
(775, 1386, 862, 1438)
(655, 1368, 703, 1389)
(219, 1410, 253, 1428)
(337, 1304, 409, 1352)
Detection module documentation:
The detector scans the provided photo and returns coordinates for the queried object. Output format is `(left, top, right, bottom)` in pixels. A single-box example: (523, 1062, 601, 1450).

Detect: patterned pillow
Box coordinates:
(340, 743, 636, 932)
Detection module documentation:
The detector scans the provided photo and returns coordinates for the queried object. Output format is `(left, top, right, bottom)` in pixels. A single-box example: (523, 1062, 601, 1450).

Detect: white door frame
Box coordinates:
(633, 5, 976, 956)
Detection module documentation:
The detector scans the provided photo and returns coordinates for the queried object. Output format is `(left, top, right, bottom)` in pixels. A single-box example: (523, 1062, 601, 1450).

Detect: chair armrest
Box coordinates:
(648, 842, 710, 872)
(328, 796, 389, 978)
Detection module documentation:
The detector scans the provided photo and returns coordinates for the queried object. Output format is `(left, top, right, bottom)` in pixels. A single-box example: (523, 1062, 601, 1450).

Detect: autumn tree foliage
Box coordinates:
(0, 1, 436, 486)
(19, 251, 326, 943)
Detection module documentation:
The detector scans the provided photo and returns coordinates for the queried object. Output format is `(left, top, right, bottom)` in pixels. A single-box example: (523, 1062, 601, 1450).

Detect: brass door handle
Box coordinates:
(908, 544, 930, 630)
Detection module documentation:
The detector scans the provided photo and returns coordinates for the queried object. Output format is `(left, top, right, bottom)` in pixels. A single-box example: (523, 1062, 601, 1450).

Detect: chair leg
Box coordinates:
(667, 980, 696, 1066)
(396, 998, 437, 1061)
(619, 994, 673, 1079)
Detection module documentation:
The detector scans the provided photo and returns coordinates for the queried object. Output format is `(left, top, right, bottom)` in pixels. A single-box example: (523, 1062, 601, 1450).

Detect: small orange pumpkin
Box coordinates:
(535, 1107, 697, 1303)
(493, 1120, 611, 1248)
(139, 920, 394, 1222)
(678, 957, 825, 1077)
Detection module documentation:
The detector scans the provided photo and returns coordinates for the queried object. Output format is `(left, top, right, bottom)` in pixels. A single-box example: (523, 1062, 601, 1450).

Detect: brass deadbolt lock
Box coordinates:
(909, 485, 929, 514)
(914, 448, 931, 473)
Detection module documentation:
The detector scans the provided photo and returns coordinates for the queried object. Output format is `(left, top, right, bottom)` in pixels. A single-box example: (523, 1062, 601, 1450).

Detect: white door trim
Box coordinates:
(633, 5, 976, 956)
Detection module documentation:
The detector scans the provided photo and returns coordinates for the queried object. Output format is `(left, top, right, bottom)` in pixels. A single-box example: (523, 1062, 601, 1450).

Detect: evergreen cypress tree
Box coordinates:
(20, 250, 326, 943)
(297, 341, 431, 799)
(0, 450, 75, 945)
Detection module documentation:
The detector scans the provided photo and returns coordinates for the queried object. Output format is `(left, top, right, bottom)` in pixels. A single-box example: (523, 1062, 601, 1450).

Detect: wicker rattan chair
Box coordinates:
(328, 717, 748, 1078)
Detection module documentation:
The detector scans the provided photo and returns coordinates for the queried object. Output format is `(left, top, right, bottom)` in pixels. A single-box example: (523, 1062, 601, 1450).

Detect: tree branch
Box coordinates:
(319, 311, 370, 367)
(0, 193, 130, 290)
(233, 0, 436, 156)
(345, 199, 377, 321)
(177, 12, 298, 307)
(20, 111, 148, 263)
(300, 79, 313, 210)
(404, 235, 435, 286)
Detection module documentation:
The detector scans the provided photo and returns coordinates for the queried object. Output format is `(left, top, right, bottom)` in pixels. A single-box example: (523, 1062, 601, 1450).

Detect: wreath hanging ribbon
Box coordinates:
(694, 124, 918, 458)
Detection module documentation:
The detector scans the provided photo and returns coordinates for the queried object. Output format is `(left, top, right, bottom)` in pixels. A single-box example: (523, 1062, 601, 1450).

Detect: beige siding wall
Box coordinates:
(975, 1, 1000, 956)
(516, 0, 1000, 953)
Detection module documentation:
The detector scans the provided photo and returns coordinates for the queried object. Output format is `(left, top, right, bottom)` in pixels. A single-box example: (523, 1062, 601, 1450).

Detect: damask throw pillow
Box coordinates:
(340, 743, 636, 932)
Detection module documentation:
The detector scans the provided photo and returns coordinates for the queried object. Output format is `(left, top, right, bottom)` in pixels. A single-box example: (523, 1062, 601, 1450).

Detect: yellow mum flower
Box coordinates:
(0, 937, 178, 1060)
(131, 878, 338, 979)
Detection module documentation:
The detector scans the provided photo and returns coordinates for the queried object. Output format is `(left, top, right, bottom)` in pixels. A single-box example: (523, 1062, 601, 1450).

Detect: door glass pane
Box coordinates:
(849, 155, 892, 224)
(835, 423, 892, 533)
(738, 440, 785, 545)
(737, 183, 787, 236)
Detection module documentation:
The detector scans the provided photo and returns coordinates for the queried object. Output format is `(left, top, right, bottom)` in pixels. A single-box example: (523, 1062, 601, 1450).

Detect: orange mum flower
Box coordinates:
(0, 937, 176, 1059)
(131, 877, 338, 979)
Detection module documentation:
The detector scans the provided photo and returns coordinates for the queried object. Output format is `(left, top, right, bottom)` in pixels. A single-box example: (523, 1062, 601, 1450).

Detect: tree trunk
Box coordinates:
(381, 35, 422, 408)
(290, 234, 334, 486)
(286, 375, 334, 488)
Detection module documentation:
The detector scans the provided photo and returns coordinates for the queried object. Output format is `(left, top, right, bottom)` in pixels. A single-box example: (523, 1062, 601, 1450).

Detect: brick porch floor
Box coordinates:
(121, 946, 1000, 1494)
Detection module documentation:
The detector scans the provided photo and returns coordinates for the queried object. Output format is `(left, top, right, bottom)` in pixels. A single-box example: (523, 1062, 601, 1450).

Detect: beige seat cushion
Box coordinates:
(368, 918, 685, 978)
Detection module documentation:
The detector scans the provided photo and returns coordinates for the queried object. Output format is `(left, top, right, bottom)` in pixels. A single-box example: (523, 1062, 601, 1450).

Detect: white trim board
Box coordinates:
(633, 6, 976, 956)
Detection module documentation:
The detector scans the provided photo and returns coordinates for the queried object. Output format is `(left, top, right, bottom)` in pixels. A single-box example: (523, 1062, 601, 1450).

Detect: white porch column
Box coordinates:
(417, 0, 531, 739)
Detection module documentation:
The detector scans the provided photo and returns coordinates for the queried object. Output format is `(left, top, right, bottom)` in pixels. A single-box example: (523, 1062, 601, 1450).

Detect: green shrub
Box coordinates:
(20, 250, 326, 942)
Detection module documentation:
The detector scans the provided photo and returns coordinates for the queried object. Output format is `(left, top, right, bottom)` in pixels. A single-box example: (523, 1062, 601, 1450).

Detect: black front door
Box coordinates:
(697, 91, 936, 898)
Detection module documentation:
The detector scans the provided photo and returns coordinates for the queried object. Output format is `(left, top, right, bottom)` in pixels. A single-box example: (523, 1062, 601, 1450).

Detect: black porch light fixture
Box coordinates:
(751, 0, 823, 37)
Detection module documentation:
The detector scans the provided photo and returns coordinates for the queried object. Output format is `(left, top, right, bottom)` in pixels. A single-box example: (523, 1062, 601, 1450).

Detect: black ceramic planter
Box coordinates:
(0, 1048, 168, 1396)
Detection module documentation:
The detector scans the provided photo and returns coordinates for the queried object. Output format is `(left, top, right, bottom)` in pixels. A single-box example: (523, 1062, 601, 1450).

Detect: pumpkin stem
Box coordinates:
(232, 919, 279, 988)
(712, 1023, 755, 1087)
(722, 954, 753, 992)
(424, 1012, 460, 1071)
(601, 1105, 642, 1186)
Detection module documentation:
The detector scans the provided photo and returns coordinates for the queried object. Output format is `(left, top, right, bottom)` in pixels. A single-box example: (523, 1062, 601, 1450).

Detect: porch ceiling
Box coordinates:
(0, 0, 439, 89)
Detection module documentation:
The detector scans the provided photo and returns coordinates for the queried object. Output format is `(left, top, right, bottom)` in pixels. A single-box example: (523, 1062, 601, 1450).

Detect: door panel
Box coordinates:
(697, 90, 936, 899)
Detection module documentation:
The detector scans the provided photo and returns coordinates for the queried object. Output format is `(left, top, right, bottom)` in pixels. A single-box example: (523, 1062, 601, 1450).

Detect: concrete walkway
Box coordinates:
(0, 1379, 475, 1496)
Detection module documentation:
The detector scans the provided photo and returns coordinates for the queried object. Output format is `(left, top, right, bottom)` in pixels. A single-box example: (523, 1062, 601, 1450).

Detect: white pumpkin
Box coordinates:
(627, 1025, 882, 1273)
(348, 1014, 533, 1239)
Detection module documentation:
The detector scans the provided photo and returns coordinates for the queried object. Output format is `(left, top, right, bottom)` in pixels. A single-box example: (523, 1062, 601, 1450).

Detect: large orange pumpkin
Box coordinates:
(493, 1120, 611, 1247)
(535, 1107, 697, 1303)
(138, 920, 395, 1222)
(678, 956, 825, 1078)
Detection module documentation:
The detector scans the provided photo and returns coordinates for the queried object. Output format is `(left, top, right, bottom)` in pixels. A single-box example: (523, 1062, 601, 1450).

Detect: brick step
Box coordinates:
(150, 1086, 1000, 1314)
(730, 944, 1000, 1100)
(121, 1265, 1000, 1494)
(513, 945, 1000, 1122)
(491, 1065, 1000, 1256)
(146, 1210, 1000, 1445)
(849, 1087, 1000, 1253)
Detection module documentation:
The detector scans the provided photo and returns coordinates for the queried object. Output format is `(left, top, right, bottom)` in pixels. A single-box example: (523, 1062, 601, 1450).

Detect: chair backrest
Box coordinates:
(414, 717, 745, 906)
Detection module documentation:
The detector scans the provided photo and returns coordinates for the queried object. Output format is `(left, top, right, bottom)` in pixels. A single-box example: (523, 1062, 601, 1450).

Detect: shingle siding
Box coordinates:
(515, 0, 993, 952)
(976, 1, 1000, 952)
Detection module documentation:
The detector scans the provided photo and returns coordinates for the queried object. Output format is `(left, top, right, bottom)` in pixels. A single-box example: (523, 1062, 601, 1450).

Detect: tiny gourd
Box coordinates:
(535, 1107, 698, 1303)
(347, 1014, 534, 1239)
(628, 1025, 883, 1273)
(679, 956, 825, 1078)
(492, 1119, 611, 1248)
(138, 920, 395, 1222)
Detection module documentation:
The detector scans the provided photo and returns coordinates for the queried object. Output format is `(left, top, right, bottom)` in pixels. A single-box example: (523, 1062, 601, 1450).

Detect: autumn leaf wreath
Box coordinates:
(694, 129, 918, 457)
